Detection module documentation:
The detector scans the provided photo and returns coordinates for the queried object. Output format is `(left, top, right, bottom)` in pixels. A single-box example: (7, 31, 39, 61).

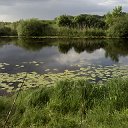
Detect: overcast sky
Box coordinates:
(0, 0, 128, 22)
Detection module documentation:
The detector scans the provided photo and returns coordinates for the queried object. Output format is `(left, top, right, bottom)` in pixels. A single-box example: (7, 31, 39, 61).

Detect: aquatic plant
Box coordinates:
(0, 62, 128, 93)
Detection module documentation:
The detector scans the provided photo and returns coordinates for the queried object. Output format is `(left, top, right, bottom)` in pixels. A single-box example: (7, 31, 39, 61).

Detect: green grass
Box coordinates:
(43, 27, 106, 37)
(0, 23, 106, 38)
(0, 78, 128, 128)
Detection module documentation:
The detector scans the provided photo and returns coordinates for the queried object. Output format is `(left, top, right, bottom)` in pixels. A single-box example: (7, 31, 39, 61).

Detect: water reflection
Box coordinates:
(104, 40, 128, 62)
(0, 38, 128, 64)
(1, 38, 128, 95)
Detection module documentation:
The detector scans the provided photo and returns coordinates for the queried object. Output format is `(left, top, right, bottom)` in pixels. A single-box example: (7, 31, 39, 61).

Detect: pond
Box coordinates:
(0, 38, 128, 95)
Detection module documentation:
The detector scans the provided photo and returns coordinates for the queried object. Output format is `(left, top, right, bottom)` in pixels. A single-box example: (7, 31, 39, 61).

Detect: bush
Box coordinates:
(0, 27, 17, 36)
(17, 19, 49, 37)
(56, 15, 73, 27)
(54, 27, 105, 37)
(107, 16, 128, 37)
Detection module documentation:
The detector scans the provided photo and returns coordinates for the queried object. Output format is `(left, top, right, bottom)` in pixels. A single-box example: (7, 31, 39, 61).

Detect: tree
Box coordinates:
(107, 15, 128, 37)
(74, 14, 105, 29)
(0, 27, 14, 36)
(17, 18, 47, 37)
(86, 15, 105, 28)
(56, 15, 73, 27)
(74, 14, 87, 28)
(105, 6, 124, 27)
(105, 6, 128, 37)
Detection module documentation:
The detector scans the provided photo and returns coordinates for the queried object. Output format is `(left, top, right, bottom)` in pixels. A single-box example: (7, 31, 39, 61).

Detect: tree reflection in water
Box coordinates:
(0, 38, 128, 62)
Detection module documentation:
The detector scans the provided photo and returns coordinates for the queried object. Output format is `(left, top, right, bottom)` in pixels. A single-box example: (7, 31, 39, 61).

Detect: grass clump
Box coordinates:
(54, 27, 106, 37)
(0, 97, 12, 127)
(0, 78, 128, 127)
(28, 87, 53, 108)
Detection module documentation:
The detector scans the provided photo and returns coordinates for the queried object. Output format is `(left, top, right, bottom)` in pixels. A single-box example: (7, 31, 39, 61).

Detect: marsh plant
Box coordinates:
(0, 6, 128, 38)
(0, 78, 128, 128)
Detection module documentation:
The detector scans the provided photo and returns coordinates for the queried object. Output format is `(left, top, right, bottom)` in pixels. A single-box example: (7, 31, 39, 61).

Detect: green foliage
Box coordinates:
(56, 14, 105, 29)
(105, 6, 128, 37)
(112, 6, 123, 16)
(107, 78, 128, 111)
(56, 15, 73, 27)
(0, 27, 17, 36)
(48, 117, 80, 128)
(28, 87, 52, 107)
(74, 14, 105, 29)
(1, 78, 128, 127)
(0, 21, 18, 36)
(0, 97, 12, 127)
(17, 18, 49, 36)
(50, 79, 108, 115)
(54, 27, 105, 37)
(0, 6, 128, 38)
(105, 6, 124, 27)
(16, 108, 51, 127)
(107, 16, 128, 37)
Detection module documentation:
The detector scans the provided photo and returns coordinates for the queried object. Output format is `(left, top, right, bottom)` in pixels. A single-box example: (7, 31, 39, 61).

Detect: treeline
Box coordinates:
(0, 6, 128, 37)
(0, 22, 18, 36)
(56, 14, 105, 29)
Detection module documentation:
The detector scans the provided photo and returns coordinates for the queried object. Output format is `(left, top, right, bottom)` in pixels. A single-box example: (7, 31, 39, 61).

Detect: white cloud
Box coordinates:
(98, 0, 128, 6)
(55, 48, 105, 65)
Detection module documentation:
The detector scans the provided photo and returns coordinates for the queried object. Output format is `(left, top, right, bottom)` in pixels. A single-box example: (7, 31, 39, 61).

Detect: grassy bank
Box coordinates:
(0, 27, 106, 38)
(0, 78, 128, 128)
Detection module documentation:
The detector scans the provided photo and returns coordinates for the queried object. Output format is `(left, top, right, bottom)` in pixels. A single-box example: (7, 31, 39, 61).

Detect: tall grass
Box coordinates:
(0, 97, 12, 127)
(49, 27, 106, 37)
(0, 78, 128, 127)
(0, 22, 106, 37)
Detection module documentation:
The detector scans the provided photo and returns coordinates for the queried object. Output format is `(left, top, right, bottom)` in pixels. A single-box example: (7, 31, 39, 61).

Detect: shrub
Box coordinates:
(0, 27, 17, 36)
(107, 16, 128, 37)
(17, 19, 49, 37)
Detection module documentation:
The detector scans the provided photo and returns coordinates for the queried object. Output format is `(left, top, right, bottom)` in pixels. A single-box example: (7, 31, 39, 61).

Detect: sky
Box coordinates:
(0, 0, 128, 22)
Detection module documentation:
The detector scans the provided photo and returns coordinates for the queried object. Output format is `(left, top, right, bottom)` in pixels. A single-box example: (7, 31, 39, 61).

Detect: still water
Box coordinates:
(0, 38, 128, 95)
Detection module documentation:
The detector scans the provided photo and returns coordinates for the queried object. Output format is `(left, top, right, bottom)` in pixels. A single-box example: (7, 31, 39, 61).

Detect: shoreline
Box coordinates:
(0, 36, 128, 39)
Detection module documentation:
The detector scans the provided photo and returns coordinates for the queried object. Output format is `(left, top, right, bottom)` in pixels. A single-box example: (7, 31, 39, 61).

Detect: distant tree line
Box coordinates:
(0, 6, 128, 37)
(56, 14, 106, 29)
(0, 22, 17, 36)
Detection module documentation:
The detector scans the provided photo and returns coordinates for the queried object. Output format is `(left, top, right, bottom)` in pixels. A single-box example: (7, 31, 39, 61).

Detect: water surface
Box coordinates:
(0, 38, 128, 95)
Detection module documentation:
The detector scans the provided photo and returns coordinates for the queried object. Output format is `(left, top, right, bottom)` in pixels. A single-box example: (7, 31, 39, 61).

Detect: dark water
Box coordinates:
(0, 38, 128, 74)
(0, 38, 128, 95)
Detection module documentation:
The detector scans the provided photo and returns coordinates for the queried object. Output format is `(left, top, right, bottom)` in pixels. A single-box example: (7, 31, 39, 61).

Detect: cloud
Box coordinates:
(55, 48, 105, 65)
(0, 0, 50, 6)
(0, 0, 127, 21)
(98, 0, 128, 6)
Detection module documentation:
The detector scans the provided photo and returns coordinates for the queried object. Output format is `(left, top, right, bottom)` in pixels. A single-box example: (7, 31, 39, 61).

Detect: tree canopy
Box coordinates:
(0, 6, 128, 37)
(17, 19, 48, 37)
(56, 15, 73, 27)
(107, 15, 128, 37)
(105, 6, 124, 27)
(56, 14, 105, 29)
(106, 6, 128, 37)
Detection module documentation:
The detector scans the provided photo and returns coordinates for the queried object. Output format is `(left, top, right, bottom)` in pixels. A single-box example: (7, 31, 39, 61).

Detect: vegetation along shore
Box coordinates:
(1, 5, 128, 128)
(0, 6, 128, 38)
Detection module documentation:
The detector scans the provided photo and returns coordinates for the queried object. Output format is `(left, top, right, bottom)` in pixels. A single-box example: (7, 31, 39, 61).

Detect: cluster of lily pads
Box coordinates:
(0, 62, 128, 93)
(14, 61, 44, 68)
(0, 63, 9, 70)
